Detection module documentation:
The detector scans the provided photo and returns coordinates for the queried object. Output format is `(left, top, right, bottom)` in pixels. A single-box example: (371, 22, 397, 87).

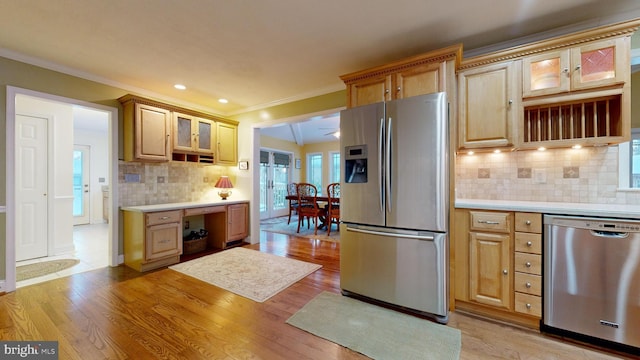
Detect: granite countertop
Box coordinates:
(455, 199, 640, 219)
(121, 199, 249, 213)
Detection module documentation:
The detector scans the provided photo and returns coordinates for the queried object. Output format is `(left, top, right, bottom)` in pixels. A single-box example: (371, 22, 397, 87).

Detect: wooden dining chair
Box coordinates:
(287, 183, 299, 224)
(326, 182, 340, 235)
(296, 183, 326, 235)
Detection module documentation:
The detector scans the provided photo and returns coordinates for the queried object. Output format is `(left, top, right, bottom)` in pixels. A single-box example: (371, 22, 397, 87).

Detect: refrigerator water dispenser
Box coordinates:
(345, 145, 367, 183)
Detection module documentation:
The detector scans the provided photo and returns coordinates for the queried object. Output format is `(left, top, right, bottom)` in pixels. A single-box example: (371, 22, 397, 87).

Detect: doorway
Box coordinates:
(259, 149, 292, 220)
(5, 86, 119, 292)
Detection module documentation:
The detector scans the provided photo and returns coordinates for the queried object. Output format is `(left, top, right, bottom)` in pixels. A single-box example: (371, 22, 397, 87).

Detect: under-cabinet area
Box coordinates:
(122, 200, 249, 272)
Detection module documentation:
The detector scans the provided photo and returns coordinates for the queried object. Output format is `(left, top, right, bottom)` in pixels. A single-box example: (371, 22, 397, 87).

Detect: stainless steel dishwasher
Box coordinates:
(543, 215, 640, 352)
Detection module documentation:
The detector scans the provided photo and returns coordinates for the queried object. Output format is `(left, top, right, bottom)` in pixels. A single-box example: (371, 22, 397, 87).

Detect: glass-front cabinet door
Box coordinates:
(523, 38, 628, 97)
(173, 112, 215, 154)
(523, 50, 570, 97)
(570, 38, 627, 91)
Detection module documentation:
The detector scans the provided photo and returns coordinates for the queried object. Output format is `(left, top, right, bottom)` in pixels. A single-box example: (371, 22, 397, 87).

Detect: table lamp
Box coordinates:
(214, 176, 233, 200)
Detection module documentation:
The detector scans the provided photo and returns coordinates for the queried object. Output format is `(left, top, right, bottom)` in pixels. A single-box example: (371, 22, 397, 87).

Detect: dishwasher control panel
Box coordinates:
(544, 215, 640, 232)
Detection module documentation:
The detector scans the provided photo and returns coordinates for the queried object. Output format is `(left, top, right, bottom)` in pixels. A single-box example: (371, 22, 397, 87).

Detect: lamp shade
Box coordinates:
(214, 176, 234, 189)
(214, 176, 233, 200)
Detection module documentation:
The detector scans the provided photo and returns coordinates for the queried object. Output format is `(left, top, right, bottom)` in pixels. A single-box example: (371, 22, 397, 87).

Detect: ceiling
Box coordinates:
(2, 1, 640, 143)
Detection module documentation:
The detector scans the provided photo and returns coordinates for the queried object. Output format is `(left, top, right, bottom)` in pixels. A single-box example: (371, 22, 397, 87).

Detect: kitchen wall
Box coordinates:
(455, 146, 640, 204)
(118, 161, 239, 207)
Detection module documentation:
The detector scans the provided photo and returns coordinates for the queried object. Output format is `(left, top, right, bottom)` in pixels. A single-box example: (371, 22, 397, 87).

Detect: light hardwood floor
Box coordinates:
(1, 231, 637, 359)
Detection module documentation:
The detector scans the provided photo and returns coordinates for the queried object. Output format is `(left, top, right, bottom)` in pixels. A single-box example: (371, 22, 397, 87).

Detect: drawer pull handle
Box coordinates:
(502, 269, 508, 275)
(525, 282, 532, 288)
(159, 239, 171, 244)
(526, 241, 533, 247)
(526, 303, 532, 309)
(525, 220, 532, 225)
(525, 262, 532, 268)
(160, 216, 170, 220)
(478, 220, 500, 225)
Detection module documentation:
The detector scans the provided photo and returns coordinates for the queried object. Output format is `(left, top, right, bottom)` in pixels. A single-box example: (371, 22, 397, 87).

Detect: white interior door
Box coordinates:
(73, 145, 91, 225)
(16, 114, 49, 261)
(259, 150, 291, 220)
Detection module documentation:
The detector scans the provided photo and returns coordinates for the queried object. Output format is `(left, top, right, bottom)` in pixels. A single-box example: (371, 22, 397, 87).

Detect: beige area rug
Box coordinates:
(16, 259, 80, 281)
(261, 215, 340, 242)
(287, 292, 461, 360)
(169, 247, 322, 302)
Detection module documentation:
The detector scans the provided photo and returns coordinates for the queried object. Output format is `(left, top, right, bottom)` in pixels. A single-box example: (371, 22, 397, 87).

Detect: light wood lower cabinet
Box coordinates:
(208, 202, 249, 249)
(454, 208, 542, 329)
(123, 210, 183, 272)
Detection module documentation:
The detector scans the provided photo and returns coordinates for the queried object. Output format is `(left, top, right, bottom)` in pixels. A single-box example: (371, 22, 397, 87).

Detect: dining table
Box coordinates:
(286, 195, 339, 230)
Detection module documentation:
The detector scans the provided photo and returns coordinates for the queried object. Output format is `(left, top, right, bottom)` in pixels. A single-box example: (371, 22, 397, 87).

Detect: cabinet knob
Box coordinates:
(525, 220, 532, 225)
(502, 269, 508, 275)
(575, 64, 581, 71)
(385, 89, 390, 94)
(525, 262, 532, 268)
(525, 282, 532, 288)
(526, 303, 532, 309)
(562, 68, 569, 73)
(508, 99, 513, 106)
(396, 87, 401, 92)
(526, 241, 533, 247)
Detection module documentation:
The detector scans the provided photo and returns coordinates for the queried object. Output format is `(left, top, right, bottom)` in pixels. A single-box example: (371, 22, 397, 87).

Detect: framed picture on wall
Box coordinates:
(295, 158, 301, 169)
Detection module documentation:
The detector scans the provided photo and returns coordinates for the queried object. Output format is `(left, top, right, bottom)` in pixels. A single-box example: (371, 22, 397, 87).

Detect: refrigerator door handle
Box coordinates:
(346, 226, 434, 241)
(385, 117, 392, 213)
(378, 116, 384, 213)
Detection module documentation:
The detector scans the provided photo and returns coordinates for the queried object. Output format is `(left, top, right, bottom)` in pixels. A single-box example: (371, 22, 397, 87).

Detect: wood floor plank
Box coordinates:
(0, 230, 637, 359)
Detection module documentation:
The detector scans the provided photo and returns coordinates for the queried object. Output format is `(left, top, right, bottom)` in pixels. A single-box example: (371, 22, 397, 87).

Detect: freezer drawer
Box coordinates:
(340, 224, 449, 322)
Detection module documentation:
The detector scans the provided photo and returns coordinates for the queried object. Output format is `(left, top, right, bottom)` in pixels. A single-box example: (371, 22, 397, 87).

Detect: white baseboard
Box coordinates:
(0, 280, 5, 292)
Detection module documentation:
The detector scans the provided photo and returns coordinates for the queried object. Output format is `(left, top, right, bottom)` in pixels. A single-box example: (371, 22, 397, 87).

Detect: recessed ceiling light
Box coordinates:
(174, 84, 186, 90)
(218, 98, 228, 104)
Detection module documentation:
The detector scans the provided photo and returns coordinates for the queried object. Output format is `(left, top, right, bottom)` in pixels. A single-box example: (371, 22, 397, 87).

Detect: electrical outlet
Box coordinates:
(532, 168, 547, 184)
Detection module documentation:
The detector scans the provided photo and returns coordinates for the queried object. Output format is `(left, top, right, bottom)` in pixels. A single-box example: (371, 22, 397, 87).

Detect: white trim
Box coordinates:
(5, 86, 120, 293)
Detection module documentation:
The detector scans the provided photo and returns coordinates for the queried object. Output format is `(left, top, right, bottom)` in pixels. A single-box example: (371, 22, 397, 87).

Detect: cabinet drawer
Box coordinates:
(515, 212, 542, 233)
(514, 252, 542, 275)
(470, 211, 511, 233)
(184, 205, 225, 216)
(146, 210, 182, 226)
(515, 292, 542, 317)
(514, 232, 542, 254)
(514, 272, 542, 296)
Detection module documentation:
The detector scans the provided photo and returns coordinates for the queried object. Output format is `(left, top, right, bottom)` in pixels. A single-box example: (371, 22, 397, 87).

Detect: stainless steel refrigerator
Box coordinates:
(339, 92, 449, 323)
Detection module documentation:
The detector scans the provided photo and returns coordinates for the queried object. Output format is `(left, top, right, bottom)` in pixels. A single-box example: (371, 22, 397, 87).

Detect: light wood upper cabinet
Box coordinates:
(346, 74, 390, 107)
(173, 113, 215, 154)
(216, 122, 238, 165)
(523, 38, 629, 97)
(122, 98, 171, 162)
(394, 61, 444, 100)
(119, 94, 239, 164)
(458, 60, 520, 150)
(341, 44, 461, 108)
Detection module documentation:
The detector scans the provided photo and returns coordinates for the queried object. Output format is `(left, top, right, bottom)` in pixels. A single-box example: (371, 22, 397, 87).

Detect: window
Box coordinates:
(632, 130, 640, 188)
(307, 153, 323, 194)
(618, 128, 640, 189)
(329, 151, 340, 184)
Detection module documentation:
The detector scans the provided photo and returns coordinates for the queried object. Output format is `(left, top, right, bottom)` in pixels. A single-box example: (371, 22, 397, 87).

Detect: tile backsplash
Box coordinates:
(455, 146, 640, 204)
(118, 161, 232, 207)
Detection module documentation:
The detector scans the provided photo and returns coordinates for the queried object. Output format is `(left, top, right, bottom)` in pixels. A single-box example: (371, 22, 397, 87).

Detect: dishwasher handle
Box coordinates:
(590, 230, 629, 238)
